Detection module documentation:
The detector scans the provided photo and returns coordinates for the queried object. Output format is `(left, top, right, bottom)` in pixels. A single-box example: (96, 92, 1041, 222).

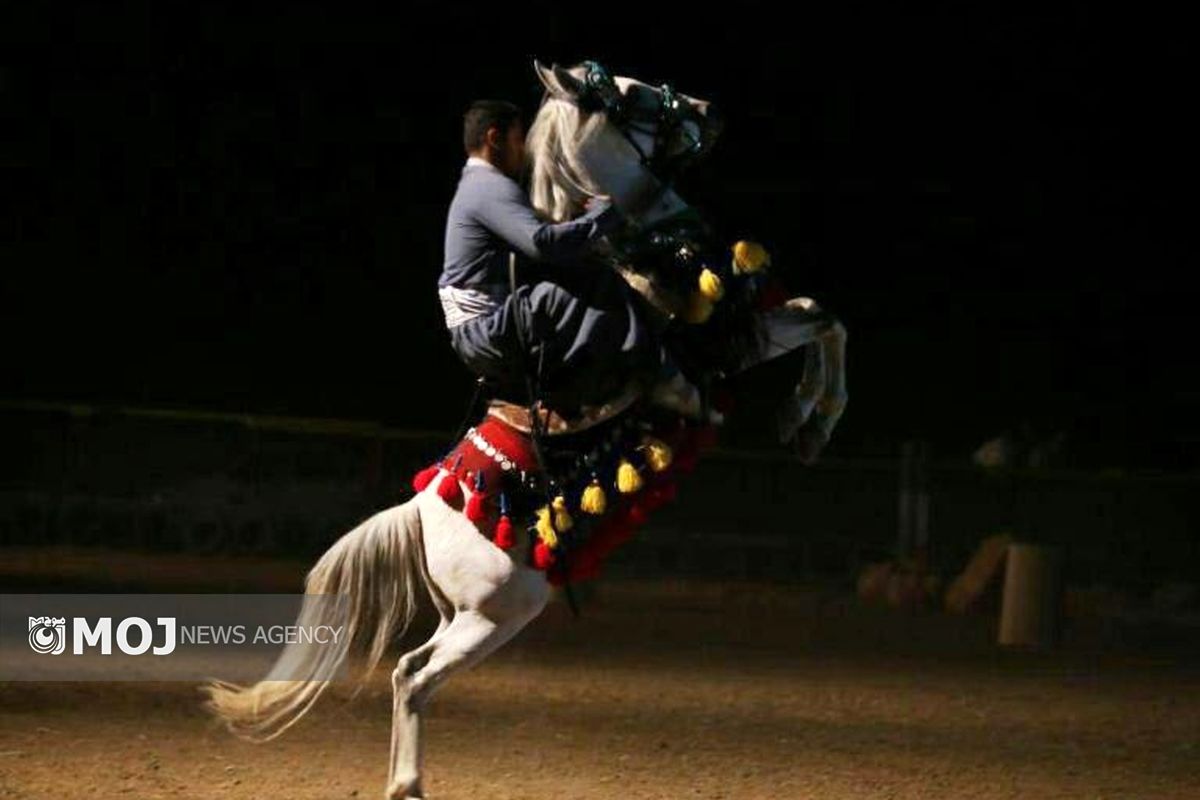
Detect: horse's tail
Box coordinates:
(203, 498, 426, 741)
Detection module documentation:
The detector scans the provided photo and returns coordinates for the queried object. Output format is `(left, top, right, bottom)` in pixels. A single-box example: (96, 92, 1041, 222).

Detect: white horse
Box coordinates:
(527, 61, 846, 455)
(205, 60, 847, 799)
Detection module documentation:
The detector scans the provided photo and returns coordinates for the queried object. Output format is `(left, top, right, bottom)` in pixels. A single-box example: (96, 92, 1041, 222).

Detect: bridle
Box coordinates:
(552, 60, 715, 191)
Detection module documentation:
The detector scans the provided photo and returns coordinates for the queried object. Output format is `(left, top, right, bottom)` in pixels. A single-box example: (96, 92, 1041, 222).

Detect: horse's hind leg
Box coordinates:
(386, 560, 457, 798)
(385, 502, 461, 798)
(386, 632, 445, 800)
(407, 601, 543, 709)
(385, 597, 546, 799)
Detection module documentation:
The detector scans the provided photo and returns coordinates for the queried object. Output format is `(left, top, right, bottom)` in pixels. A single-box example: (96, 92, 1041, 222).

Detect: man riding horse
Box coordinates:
(208, 59, 847, 800)
(440, 98, 715, 422)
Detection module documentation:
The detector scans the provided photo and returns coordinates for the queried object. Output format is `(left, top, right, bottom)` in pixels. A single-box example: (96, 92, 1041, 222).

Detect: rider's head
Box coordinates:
(463, 100, 525, 179)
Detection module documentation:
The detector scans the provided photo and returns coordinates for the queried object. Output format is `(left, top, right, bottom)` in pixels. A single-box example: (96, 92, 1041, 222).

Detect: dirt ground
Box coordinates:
(2, 580, 1199, 800)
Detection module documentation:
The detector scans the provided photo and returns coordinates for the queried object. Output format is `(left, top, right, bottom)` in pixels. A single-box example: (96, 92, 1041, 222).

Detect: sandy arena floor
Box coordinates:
(2, 580, 1198, 799)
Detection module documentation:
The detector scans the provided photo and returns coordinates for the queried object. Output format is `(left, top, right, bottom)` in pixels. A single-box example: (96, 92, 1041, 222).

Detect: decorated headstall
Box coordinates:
(573, 60, 714, 187)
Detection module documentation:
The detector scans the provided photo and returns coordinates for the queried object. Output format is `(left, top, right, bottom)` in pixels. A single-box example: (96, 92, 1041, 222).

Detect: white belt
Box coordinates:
(438, 285, 501, 328)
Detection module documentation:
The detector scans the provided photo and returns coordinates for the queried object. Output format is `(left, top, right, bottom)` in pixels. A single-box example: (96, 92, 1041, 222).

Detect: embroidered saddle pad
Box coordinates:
(410, 409, 717, 586)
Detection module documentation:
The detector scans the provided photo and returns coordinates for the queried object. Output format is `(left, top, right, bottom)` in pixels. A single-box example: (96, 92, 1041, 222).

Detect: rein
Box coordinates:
(540, 60, 711, 214)
(576, 60, 707, 188)
(508, 252, 581, 617)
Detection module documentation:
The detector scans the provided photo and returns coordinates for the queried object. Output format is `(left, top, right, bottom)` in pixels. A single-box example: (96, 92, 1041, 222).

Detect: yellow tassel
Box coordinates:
(732, 240, 771, 274)
(580, 480, 607, 515)
(683, 292, 714, 324)
(551, 495, 574, 532)
(535, 506, 558, 547)
(642, 436, 673, 472)
(698, 268, 725, 301)
(616, 460, 643, 494)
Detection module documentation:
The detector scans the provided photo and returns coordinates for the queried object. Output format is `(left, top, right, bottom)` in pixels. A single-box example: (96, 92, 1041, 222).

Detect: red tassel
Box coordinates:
(493, 515, 516, 549)
(626, 503, 649, 528)
(609, 520, 636, 546)
(674, 450, 699, 474)
(643, 482, 678, 512)
(411, 465, 440, 493)
(465, 492, 488, 522)
(713, 386, 737, 414)
(533, 541, 556, 570)
(569, 551, 601, 582)
(436, 473, 462, 504)
(756, 278, 790, 311)
(672, 425, 715, 475)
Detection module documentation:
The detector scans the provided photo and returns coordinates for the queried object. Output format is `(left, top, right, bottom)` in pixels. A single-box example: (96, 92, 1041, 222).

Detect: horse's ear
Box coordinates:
(533, 59, 583, 100)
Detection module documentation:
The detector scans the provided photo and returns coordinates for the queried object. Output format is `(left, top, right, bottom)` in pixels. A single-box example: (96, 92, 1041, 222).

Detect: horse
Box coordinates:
(204, 60, 848, 800)
(526, 60, 846, 456)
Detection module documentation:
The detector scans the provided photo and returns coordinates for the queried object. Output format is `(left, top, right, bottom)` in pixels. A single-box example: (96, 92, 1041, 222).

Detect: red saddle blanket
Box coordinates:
(410, 413, 717, 586)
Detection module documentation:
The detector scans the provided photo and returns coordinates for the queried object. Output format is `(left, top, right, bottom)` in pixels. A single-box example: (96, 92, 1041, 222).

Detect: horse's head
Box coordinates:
(528, 60, 722, 223)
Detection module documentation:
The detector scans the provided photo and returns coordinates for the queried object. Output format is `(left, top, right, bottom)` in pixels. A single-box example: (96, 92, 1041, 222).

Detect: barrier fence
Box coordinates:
(1, 401, 1195, 587)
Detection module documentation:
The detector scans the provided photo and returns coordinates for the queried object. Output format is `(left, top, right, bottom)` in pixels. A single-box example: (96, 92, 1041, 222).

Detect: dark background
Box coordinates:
(2, 3, 1190, 469)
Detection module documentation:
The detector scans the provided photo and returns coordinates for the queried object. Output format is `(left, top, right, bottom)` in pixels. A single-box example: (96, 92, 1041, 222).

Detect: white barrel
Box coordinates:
(998, 543, 1062, 647)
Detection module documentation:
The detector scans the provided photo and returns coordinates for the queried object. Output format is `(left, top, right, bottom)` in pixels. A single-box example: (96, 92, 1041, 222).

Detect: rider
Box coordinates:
(440, 99, 707, 418)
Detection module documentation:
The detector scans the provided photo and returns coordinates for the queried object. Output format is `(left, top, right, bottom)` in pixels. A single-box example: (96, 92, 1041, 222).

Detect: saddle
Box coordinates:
(486, 380, 644, 436)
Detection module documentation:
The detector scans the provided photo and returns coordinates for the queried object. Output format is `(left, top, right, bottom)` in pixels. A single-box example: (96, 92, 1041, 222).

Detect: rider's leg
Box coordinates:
(446, 272, 718, 420)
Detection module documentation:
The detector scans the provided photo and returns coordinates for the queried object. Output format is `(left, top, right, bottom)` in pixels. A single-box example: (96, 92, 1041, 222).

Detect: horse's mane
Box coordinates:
(526, 96, 608, 223)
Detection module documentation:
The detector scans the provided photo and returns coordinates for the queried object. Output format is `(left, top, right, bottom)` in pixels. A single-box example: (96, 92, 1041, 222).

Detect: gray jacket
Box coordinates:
(440, 161, 622, 307)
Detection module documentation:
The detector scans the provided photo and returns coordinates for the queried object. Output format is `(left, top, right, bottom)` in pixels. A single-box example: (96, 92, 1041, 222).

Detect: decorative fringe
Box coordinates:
(732, 240, 771, 274)
(696, 424, 720, 451)
(580, 479, 607, 514)
(643, 481, 678, 512)
(683, 292, 714, 324)
(533, 540, 556, 570)
(616, 460, 643, 494)
(493, 515, 515, 549)
(674, 450, 699, 474)
(755, 278, 789, 311)
(465, 492, 487, 522)
(411, 464, 439, 493)
(551, 495, 574, 532)
(465, 471, 488, 522)
(698, 267, 725, 301)
(436, 473, 462, 504)
(641, 436, 673, 472)
(493, 493, 515, 549)
(713, 386, 737, 414)
(535, 506, 559, 548)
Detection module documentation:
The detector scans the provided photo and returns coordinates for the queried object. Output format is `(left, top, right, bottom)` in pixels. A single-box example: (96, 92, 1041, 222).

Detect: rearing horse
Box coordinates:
(204, 60, 847, 800)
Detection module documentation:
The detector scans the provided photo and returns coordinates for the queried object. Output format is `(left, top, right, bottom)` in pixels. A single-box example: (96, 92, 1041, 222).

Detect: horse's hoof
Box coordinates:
(385, 778, 423, 800)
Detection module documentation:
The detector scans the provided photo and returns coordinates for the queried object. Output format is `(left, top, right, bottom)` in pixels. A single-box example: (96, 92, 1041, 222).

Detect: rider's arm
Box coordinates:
(472, 176, 622, 263)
